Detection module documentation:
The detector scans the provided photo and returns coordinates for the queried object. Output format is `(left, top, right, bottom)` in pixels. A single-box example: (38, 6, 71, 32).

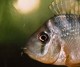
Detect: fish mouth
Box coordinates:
(23, 35, 62, 64)
(23, 46, 61, 64)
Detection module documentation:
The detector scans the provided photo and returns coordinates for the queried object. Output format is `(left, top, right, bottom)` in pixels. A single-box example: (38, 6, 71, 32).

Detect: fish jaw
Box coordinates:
(23, 29, 62, 64)
(24, 45, 60, 64)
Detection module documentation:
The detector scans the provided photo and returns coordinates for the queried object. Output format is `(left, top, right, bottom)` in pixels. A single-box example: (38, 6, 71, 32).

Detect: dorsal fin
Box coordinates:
(49, 0, 80, 15)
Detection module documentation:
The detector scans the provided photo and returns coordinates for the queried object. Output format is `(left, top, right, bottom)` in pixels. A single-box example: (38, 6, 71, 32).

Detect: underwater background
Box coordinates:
(0, 0, 66, 67)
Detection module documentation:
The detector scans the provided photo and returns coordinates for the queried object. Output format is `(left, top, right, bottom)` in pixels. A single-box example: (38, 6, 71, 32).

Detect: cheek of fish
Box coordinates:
(23, 14, 80, 67)
(23, 20, 62, 64)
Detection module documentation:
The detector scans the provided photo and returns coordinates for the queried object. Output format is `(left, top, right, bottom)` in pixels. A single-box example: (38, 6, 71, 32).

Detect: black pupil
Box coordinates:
(40, 35, 47, 41)
(38, 32, 49, 43)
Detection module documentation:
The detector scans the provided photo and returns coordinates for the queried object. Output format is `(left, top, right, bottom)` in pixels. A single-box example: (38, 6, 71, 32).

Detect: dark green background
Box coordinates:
(0, 0, 53, 44)
(0, 0, 54, 62)
(0, 0, 67, 67)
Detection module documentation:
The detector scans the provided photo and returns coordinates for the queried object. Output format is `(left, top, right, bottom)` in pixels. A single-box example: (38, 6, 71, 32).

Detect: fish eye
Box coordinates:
(38, 32, 49, 43)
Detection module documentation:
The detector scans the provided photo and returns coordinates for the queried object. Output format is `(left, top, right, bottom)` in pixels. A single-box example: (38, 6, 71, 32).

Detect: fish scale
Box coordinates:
(45, 14, 80, 67)
(53, 14, 80, 66)
(54, 15, 80, 38)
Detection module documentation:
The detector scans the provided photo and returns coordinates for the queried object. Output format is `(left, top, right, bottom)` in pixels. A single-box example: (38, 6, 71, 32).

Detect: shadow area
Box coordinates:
(0, 43, 67, 67)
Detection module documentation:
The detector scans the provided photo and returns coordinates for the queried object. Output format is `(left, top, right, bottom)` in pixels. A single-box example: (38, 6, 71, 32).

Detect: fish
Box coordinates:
(23, 0, 80, 67)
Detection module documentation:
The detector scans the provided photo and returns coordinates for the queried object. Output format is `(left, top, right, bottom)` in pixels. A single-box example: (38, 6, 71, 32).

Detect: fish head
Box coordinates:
(23, 14, 80, 67)
(23, 0, 80, 66)
(23, 19, 62, 64)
